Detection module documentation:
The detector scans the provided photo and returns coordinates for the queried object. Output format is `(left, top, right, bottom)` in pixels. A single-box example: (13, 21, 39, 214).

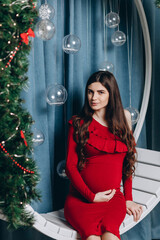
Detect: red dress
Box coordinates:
(64, 117, 133, 240)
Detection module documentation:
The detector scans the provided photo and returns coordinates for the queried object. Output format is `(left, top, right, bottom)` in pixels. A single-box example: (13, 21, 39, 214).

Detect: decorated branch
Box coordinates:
(155, 0, 160, 8)
(0, 0, 40, 229)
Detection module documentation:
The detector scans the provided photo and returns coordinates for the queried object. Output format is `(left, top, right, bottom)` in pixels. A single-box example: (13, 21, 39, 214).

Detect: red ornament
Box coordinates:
(20, 130, 28, 146)
(20, 28, 35, 45)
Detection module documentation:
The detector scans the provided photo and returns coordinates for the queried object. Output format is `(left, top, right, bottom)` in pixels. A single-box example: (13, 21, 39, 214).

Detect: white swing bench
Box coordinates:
(22, 147, 160, 240)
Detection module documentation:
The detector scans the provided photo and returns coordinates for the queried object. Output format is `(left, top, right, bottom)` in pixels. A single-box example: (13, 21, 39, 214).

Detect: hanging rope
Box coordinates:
(103, 0, 107, 60)
(126, 0, 133, 107)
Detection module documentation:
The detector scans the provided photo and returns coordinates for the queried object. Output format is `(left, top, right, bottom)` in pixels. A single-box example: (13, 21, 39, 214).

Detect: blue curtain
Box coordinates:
(0, 0, 160, 239)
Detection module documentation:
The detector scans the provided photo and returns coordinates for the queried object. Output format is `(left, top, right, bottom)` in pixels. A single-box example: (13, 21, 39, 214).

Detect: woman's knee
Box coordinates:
(102, 231, 119, 240)
(86, 235, 101, 240)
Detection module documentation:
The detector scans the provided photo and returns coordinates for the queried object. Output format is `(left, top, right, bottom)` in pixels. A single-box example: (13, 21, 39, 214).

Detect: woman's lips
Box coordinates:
(91, 102, 98, 106)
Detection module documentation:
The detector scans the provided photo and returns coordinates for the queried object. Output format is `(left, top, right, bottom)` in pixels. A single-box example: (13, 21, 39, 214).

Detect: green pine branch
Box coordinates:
(155, 0, 160, 8)
(0, 0, 41, 229)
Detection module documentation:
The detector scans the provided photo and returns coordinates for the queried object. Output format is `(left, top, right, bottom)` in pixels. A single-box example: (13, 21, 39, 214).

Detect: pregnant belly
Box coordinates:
(80, 155, 123, 193)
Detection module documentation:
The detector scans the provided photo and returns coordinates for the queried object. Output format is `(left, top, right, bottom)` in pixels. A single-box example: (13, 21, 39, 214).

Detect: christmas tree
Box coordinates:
(155, 0, 160, 8)
(0, 0, 40, 229)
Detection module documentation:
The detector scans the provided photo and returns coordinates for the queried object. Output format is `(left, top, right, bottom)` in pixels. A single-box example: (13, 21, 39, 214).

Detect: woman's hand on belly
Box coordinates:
(93, 189, 116, 203)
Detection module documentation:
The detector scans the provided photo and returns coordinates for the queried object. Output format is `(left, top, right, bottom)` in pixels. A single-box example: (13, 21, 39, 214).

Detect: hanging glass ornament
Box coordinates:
(57, 160, 68, 179)
(46, 84, 68, 105)
(111, 30, 126, 46)
(125, 107, 140, 125)
(62, 34, 81, 54)
(35, 20, 55, 41)
(32, 128, 45, 147)
(105, 12, 120, 28)
(39, 3, 55, 20)
(98, 61, 114, 73)
(23, 81, 30, 92)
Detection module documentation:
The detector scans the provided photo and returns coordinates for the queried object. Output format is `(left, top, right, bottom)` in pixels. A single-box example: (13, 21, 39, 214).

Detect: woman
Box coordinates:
(64, 71, 143, 240)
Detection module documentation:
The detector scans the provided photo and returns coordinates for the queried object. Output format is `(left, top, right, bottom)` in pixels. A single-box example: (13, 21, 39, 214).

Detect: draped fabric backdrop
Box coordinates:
(0, 0, 160, 239)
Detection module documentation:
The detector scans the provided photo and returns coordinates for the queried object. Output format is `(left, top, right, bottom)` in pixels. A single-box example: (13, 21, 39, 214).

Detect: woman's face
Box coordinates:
(87, 82, 109, 112)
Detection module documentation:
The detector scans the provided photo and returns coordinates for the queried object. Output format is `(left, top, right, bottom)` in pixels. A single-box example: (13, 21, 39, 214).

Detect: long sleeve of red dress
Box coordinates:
(65, 124, 96, 202)
(122, 176, 133, 201)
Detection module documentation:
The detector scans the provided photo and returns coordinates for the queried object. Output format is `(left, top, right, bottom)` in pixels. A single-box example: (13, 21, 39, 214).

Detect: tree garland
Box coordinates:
(0, 0, 41, 229)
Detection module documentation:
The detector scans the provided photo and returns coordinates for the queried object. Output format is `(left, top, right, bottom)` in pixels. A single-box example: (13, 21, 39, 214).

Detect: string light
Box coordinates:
(4, 42, 21, 69)
(1, 112, 21, 143)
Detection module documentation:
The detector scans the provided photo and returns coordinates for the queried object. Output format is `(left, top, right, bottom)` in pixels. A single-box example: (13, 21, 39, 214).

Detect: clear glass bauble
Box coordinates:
(57, 160, 68, 179)
(35, 20, 55, 41)
(105, 12, 120, 28)
(39, 3, 55, 20)
(46, 84, 68, 105)
(23, 81, 30, 92)
(98, 61, 114, 73)
(111, 30, 126, 46)
(32, 128, 45, 147)
(62, 34, 81, 54)
(125, 107, 140, 125)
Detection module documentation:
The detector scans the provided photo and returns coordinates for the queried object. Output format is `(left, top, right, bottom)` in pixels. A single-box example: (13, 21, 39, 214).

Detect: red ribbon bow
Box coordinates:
(20, 28, 35, 45)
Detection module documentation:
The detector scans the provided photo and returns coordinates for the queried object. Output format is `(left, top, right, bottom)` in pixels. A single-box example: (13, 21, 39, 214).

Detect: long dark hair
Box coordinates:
(72, 71, 136, 179)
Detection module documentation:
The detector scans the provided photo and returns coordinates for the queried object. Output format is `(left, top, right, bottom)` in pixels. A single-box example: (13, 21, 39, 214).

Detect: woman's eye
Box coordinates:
(99, 91, 104, 94)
